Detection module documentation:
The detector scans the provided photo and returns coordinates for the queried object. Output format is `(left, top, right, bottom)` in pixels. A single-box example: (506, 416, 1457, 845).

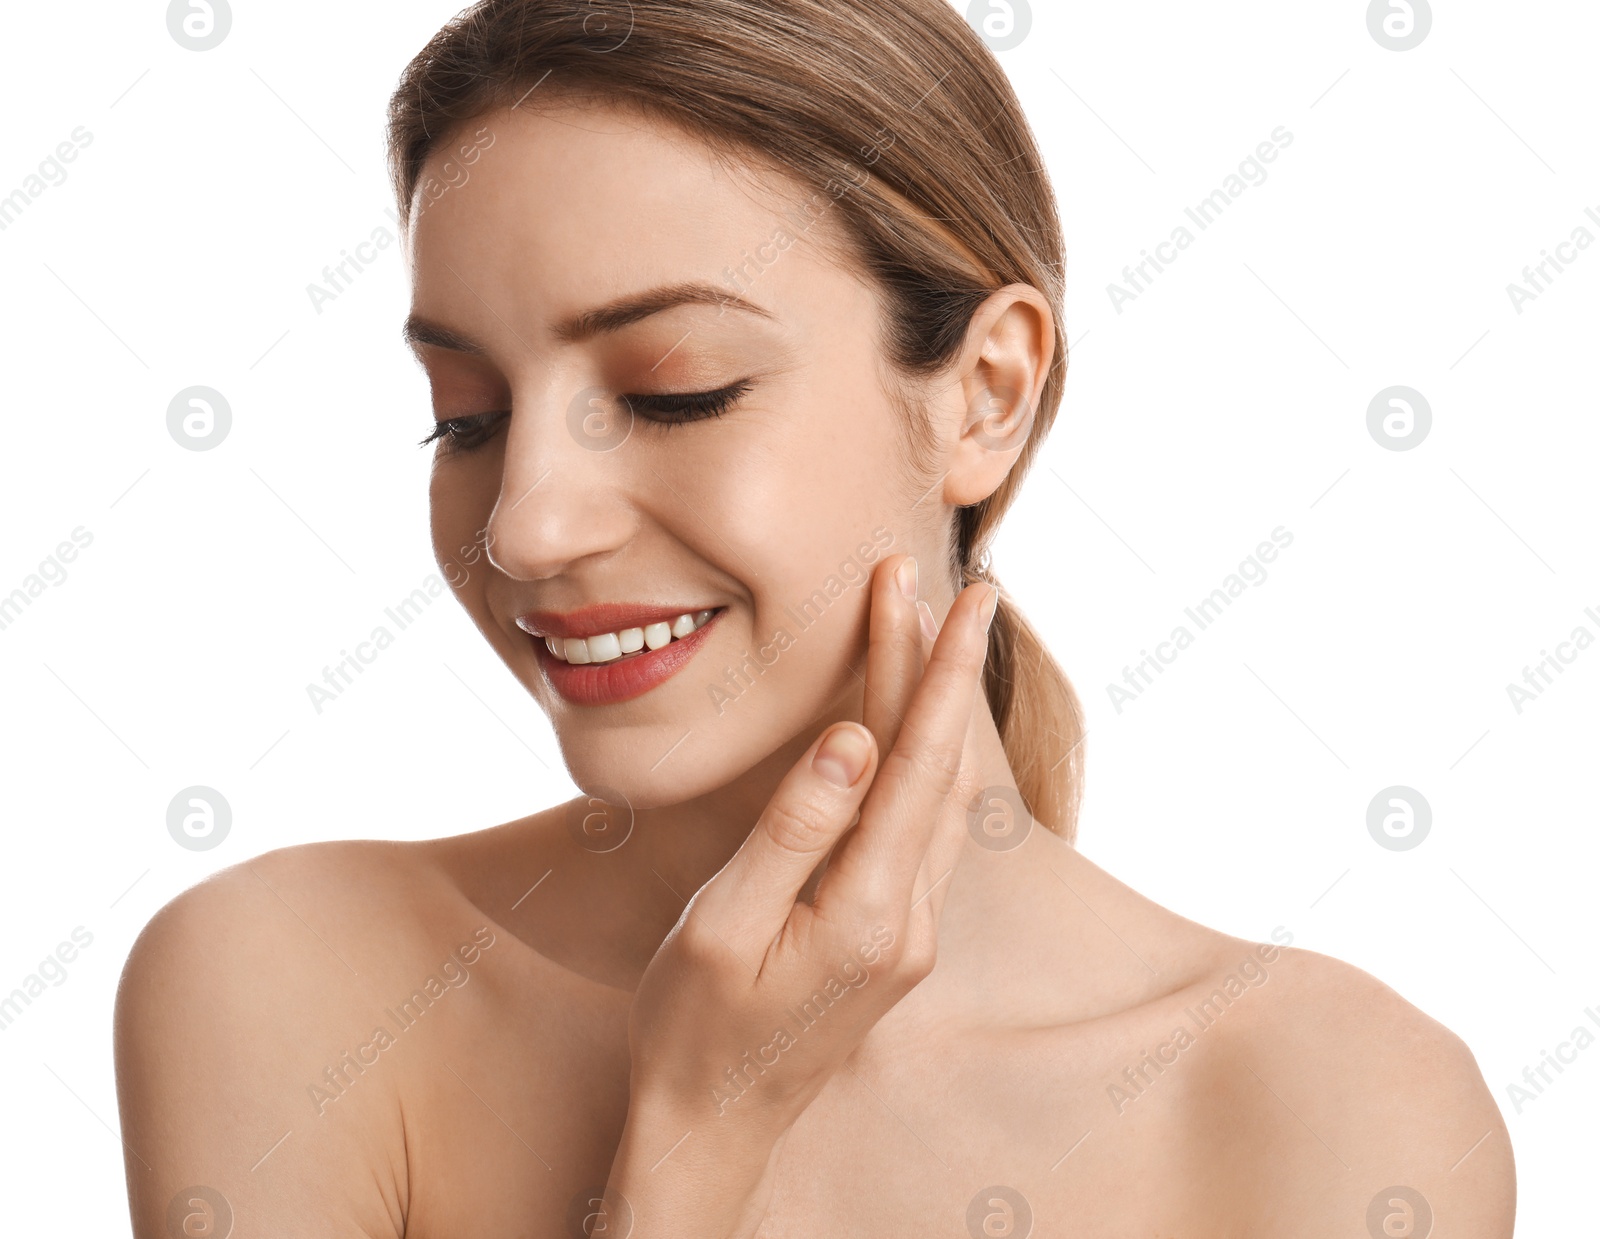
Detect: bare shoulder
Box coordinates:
(1197, 942, 1515, 1236)
(1011, 842, 1513, 1233)
(118, 837, 477, 1014)
(114, 838, 500, 1239)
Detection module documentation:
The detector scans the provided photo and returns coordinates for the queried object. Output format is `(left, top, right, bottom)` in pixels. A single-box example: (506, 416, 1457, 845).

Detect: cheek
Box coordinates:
(750, 384, 903, 577)
(685, 382, 906, 698)
(429, 464, 499, 595)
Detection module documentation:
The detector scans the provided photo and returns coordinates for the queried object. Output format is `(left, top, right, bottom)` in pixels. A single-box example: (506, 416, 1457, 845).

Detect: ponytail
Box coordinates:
(959, 551, 1086, 842)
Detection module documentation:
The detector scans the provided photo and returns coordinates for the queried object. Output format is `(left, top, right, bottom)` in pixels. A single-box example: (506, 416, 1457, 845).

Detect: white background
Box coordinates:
(0, 0, 1593, 1232)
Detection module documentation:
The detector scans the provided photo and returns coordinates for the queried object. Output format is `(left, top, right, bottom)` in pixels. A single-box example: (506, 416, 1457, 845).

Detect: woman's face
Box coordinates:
(404, 100, 954, 808)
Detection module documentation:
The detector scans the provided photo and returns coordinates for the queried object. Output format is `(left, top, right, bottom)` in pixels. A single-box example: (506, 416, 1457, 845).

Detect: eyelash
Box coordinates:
(418, 380, 753, 454)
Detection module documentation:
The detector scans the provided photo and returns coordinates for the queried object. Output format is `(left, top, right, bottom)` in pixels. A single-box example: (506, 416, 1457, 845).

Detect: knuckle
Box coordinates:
(853, 911, 901, 954)
(669, 897, 736, 969)
(886, 943, 935, 992)
(882, 739, 964, 800)
(762, 797, 839, 859)
(902, 944, 937, 984)
(948, 755, 985, 808)
(670, 911, 722, 965)
(899, 923, 938, 980)
(850, 885, 899, 932)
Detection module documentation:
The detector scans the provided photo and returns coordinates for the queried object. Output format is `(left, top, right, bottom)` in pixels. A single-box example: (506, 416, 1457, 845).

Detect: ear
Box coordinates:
(938, 284, 1055, 508)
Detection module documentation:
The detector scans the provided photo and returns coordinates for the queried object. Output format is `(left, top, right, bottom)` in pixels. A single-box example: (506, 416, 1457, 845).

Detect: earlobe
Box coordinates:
(941, 382, 1033, 507)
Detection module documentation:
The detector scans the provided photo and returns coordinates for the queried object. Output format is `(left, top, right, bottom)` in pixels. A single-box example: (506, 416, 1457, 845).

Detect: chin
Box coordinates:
(558, 735, 755, 814)
(555, 681, 837, 816)
(497, 605, 858, 813)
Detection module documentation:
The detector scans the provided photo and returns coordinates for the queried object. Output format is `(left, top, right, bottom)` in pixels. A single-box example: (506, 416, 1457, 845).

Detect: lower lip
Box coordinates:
(533, 611, 723, 707)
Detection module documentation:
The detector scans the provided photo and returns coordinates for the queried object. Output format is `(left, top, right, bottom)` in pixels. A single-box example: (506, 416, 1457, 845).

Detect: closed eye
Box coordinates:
(629, 379, 751, 427)
(419, 380, 752, 453)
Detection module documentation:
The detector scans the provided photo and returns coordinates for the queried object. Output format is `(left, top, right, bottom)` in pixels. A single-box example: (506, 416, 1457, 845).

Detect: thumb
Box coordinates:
(697, 722, 877, 958)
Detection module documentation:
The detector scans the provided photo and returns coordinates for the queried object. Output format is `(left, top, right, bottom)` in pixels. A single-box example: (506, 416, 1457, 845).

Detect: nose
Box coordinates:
(484, 385, 638, 581)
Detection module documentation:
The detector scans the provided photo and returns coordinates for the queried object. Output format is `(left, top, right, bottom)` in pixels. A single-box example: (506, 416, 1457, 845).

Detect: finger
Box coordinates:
(904, 595, 969, 915)
(695, 721, 880, 959)
(805, 553, 929, 901)
(915, 599, 938, 663)
(911, 667, 991, 931)
(860, 553, 925, 763)
(814, 581, 998, 920)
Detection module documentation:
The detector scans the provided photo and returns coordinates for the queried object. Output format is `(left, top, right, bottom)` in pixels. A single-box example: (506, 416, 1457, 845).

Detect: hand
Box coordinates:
(607, 554, 998, 1235)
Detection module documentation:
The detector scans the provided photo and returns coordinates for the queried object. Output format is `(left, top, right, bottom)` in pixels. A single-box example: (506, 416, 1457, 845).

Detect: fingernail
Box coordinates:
(896, 556, 918, 601)
(813, 724, 871, 788)
(980, 584, 1000, 633)
(916, 600, 939, 643)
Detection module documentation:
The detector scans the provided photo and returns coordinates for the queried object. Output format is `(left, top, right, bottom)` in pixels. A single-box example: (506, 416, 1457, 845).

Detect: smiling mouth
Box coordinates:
(538, 608, 721, 666)
(526, 606, 726, 708)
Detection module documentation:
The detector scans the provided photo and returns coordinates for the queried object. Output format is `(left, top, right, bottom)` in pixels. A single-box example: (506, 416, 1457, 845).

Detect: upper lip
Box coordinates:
(514, 603, 721, 641)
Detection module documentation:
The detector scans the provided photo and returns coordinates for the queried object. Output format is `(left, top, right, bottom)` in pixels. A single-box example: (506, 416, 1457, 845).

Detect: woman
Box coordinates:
(114, 1, 1514, 1235)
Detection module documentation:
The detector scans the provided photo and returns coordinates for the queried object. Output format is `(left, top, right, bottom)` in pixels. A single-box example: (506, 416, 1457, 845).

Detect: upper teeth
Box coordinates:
(545, 609, 717, 665)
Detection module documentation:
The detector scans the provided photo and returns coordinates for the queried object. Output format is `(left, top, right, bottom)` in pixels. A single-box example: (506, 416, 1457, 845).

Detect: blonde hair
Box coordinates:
(387, 0, 1087, 839)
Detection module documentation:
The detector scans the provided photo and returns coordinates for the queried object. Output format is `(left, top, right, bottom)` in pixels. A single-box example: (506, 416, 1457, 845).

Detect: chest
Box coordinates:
(750, 1028, 1232, 1238)
(395, 971, 1241, 1237)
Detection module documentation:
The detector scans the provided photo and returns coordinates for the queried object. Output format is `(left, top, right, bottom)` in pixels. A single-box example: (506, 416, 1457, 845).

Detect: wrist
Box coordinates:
(629, 1051, 804, 1133)
(605, 1096, 785, 1236)
(615, 1090, 782, 1175)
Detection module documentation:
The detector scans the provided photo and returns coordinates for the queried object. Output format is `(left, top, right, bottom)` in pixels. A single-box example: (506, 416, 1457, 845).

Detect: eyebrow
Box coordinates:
(401, 281, 776, 355)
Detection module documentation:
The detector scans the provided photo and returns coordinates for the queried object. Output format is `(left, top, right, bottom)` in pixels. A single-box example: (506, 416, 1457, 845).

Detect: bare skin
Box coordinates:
(114, 99, 1514, 1237)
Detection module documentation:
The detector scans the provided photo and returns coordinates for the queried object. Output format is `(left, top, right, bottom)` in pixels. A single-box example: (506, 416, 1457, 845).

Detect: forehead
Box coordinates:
(404, 100, 857, 321)
(399, 99, 891, 375)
